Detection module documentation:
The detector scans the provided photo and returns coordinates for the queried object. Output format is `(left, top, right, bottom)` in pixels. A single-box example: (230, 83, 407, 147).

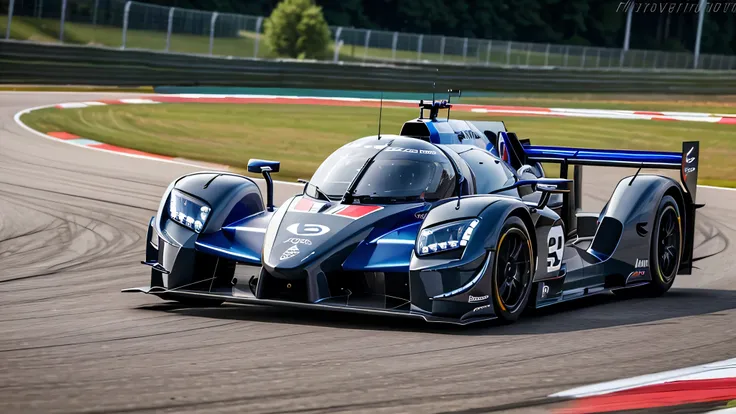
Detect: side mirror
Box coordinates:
(247, 159, 280, 212)
(490, 178, 571, 210)
(534, 178, 571, 193)
(247, 159, 280, 174)
(532, 178, 571, 209)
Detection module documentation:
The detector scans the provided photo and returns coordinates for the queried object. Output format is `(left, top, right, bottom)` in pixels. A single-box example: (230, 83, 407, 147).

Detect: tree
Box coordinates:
(264, 0, 330, 59)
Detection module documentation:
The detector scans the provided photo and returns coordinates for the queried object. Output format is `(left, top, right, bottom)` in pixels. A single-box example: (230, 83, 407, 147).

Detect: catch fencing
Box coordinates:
(1, 0, 735, 70)
(4, 40, 736, 94)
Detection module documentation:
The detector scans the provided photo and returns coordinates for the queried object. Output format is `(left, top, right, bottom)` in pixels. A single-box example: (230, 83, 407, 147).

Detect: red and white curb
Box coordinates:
(44, 131, 174, 160)
(13, 103, 304, 187)
(552, 358, 736, 413)
(50, 94, 736, 125)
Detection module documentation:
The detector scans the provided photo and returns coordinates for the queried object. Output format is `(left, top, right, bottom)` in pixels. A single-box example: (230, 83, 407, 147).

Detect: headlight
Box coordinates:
(417, 219, 479, 256)
(168, 189, 211, 233)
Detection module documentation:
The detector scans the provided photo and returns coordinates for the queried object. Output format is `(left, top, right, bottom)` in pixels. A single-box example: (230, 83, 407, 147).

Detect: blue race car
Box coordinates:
(124, 97, 701, 325)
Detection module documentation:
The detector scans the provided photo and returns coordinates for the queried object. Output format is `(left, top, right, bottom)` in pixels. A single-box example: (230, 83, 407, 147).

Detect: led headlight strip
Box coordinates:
(417, 219, 479, 256)
(168, 189, 211, 233)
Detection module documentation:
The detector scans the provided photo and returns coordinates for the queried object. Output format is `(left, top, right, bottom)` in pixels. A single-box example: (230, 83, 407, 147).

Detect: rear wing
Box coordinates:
(498, 131, 699, 203)
(498, 132, 701, 275)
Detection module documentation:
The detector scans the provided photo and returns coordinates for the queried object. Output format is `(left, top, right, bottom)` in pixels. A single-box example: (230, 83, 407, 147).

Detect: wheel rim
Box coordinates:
(495, 228, 532, 312)
(656, 206, 680, 282)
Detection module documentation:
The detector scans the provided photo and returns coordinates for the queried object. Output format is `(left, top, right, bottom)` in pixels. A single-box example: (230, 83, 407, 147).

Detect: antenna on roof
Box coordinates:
(377, 91, 384, 140)
(447, 89, 461, 121)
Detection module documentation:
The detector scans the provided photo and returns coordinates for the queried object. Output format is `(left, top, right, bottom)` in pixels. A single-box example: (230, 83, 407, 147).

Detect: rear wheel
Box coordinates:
(491, 216, 534, 323)
(645, 195, 682, 296)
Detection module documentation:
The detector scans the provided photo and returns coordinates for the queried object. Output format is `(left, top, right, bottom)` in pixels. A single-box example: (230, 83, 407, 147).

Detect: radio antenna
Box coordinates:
(377, 91, 384, 140)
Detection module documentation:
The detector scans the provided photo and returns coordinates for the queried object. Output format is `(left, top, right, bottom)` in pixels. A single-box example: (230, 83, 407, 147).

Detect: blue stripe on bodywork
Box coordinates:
(342, 221, 422, 273)
(195, 241, 261, 263)
(425, 121, 440, 144)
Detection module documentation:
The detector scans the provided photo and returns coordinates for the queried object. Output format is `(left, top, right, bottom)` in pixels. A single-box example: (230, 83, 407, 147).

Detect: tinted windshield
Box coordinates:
(306, 141, 381, 198)
(353, 156, 455, 201)
(307, 137, 456, 202)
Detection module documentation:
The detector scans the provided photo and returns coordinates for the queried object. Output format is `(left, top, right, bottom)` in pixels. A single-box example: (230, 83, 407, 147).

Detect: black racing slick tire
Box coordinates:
(490, 216, 535, 323)
(644, 195, 683, 296)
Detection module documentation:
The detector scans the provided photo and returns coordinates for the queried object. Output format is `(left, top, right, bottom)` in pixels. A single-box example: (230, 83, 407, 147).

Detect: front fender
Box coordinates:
(410, 195, 532, 272)
(407, 196, 532, 316)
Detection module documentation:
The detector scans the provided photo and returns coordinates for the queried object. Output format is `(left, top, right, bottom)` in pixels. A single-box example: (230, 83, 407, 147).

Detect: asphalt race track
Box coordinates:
(1, 92, 735, 413)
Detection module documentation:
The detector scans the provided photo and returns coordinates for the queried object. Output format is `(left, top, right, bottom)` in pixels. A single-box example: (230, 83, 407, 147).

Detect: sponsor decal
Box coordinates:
(472, 304, 491, 312)
(684, 166, 696, 175)
(686, 146, 695, 164)
(627, 269, 647, 281)
(547, 225, 565, 273)
(384, 147, 437, 155)
(468, 294, 489, 303)
(457, 130, 481, 141)
(627, 258, 650, 282)
(414, 211, 429, 220)
(279, 245, 300, 260)
(286, 223, 330, 236)
(283, 238, 312, 245)
(541, 283, 550, 299)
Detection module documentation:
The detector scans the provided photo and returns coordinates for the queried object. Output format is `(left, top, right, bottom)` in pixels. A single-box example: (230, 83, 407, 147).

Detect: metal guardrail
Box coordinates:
(2, 0, 735, 71)
(3, 41, 736, 93)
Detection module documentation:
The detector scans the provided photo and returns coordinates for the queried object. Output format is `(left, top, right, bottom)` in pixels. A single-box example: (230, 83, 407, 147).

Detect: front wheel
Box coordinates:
(490, 216, 534, 323)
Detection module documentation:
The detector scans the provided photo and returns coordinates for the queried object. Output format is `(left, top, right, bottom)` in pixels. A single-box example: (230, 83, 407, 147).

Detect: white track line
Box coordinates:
(551, 357, 736, 398)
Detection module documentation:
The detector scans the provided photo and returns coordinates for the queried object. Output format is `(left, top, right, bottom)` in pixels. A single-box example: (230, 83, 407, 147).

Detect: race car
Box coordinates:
(124, 97, 702, 325)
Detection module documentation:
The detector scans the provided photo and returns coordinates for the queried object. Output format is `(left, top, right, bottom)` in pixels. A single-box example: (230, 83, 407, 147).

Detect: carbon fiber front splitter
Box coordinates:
(122, 286, 496, 325)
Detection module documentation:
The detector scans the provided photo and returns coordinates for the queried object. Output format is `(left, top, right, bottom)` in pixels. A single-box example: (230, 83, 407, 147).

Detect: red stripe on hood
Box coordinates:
(333, 205, 383, 218)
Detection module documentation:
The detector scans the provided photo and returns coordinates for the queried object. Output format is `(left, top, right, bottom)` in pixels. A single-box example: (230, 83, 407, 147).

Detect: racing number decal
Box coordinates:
(547, 226, 564, 273)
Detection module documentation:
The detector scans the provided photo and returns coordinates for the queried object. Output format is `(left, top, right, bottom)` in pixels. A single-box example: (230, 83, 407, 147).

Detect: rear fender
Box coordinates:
(593, 174, 682, 270)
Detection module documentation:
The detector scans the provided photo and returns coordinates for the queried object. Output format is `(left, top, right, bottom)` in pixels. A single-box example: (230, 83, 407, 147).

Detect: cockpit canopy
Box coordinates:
(306, 136, 456, 203)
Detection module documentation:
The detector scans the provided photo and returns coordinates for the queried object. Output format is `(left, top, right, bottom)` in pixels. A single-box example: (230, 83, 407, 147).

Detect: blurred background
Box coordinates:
(1, 0, 733, 70)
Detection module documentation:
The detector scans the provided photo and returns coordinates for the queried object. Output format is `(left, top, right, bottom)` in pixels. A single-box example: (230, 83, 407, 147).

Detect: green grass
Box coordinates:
(19, 102, 736, 187)
(0, 16, 272, 58)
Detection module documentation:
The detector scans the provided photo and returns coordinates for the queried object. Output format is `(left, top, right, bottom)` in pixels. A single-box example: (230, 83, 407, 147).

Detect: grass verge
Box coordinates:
(19, 102, 736, 187)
